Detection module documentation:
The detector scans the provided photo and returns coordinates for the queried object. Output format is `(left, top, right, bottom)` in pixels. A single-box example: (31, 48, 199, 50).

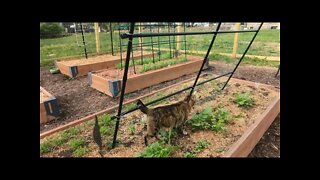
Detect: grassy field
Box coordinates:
(40, 26, 280, 67)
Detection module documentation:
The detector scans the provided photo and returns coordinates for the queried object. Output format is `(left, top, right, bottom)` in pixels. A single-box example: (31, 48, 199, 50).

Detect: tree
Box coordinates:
(40, 23, 64, 39)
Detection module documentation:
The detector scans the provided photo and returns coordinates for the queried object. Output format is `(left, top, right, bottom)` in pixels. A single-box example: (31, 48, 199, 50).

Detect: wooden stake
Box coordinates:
(232, 23, 241, 58)
(94, 22, 100, 54)
(138, 23, 143, 45)
(176, 23, 182, 54)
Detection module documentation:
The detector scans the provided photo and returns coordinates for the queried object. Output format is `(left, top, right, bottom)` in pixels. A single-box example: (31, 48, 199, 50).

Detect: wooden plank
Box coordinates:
(232, 23, 241, 58)
(40, 102, 47, 124)
(94, 22, 100, 54)
(55, 62, 72, 77)
(222, 96, 280, 157)
(58, 51, 155, 77)
(40, 73, 208, 139)
(124, 59, 204, 94)
(40, 86, 53, 97)
(91, 74, 112, 96)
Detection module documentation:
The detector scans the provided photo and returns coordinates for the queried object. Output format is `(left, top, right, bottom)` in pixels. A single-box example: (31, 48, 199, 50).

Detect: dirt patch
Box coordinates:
(40, 76, 279, 157)
(40, 66, 210, 133)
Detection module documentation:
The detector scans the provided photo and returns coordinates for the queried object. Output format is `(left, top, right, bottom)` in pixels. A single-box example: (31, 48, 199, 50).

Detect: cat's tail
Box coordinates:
(137, 100, 149, 114)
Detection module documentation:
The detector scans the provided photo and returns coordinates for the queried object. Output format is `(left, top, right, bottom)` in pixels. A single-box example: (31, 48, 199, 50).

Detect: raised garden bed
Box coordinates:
(89, 55, 208, 97)
(55, 51, 154, 78)
(40, 87, 60, 124)
(40, 75, 279, 157)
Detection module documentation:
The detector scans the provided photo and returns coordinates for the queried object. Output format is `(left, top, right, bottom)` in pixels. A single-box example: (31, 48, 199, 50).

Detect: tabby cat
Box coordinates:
(137, 93, 196, 146)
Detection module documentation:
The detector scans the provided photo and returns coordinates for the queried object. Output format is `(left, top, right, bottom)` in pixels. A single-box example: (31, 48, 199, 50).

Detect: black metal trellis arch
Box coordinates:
(110, 22, 263, 148)
(116, 22, 187, 72)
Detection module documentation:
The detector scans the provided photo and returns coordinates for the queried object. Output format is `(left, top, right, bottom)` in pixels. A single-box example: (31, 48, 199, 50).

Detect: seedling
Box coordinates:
(233, 92, 255, 107)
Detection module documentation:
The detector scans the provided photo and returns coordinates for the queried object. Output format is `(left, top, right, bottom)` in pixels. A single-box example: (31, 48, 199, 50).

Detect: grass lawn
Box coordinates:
(40, 25, 279, 67)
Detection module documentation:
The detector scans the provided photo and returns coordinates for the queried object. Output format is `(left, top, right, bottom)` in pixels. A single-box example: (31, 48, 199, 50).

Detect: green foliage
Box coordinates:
(127, 123, 136, 135)
(123, 103, 137, 113)
(184, 152, 196, 158)
(69, 138, 86, 150)
(138, 142, 175, 158)
(233, 92, 255, 107)
(187, 106, 230, 132)
(215, 147, 225, 153)
(40, 142, 52, 154)
(139, 57, 188, 73)
(159, 129, 177, 144)
(73, 147, 88, 157)
(187, 106, 214, 130)
(61, 127, 81, 139)
(194, 140, 209, 153)
(98, 114, 115, 136)
(183, 139, 209, 157)
(40, 23, 64, 39)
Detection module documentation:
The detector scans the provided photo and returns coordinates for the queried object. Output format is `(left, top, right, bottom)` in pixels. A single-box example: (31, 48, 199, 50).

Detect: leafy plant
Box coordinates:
(183, 139, 209, 157)
(215, 147, 225, 153)
(100, 126, 111, 135)
(61, 127, 81, 140)
(40, 142, 52, 155)
(128, 123, 136, 135)
(187, 106, 230, 132)
(187, 106, 213, 130)
(159, 129, 177, 144)
(234, 113, 244, 119)
(184, 152, 196, 158)
(73, 147, 88, 157)
(211, 108, 230, 131)
(194, 140, 209, 153)
(233, 92, 255, 107)
(69, 138, 86, 150)
(123, 103, 136, 112)
(138, 142, 175, 158)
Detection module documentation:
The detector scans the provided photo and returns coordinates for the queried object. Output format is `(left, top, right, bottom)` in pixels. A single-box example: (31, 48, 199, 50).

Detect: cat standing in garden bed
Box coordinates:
(137, 92, 197, 146)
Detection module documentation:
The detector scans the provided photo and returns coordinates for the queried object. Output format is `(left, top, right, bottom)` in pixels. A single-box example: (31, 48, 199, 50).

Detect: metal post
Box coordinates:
(74, 22, 80, 47)
(189, 22, 222, 96)
(158, 23, 161, 61)
(118, 22, 123, 69)
(184, 22, 187, 58)
(110, 22, 114, 56)
(120, 29, 257, 39)
(173, 23, 176, 57)
(168, 23, 172, 58)
(139, 22, 143, 65)
(80, 22, 88, 59)
(132, 47, 136, 74)
(150, 24, 155, 63)
(112, 22, 136, 148)
(221, 22, 264, 90)
(176, 23, 182, 56)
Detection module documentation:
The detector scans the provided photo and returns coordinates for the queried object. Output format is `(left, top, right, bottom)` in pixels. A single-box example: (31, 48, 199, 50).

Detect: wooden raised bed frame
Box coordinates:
(219, 77, 280, 157)
(89, 55, 209, 97)
(40, 76, 279, 157)
(40, 87, 60, 124)
(55, 51, 154, 78)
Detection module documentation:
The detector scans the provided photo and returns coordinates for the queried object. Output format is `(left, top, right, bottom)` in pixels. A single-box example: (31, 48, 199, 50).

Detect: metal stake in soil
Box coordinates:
(80, 22, 88, 59)
(112, 22, 136, 148)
